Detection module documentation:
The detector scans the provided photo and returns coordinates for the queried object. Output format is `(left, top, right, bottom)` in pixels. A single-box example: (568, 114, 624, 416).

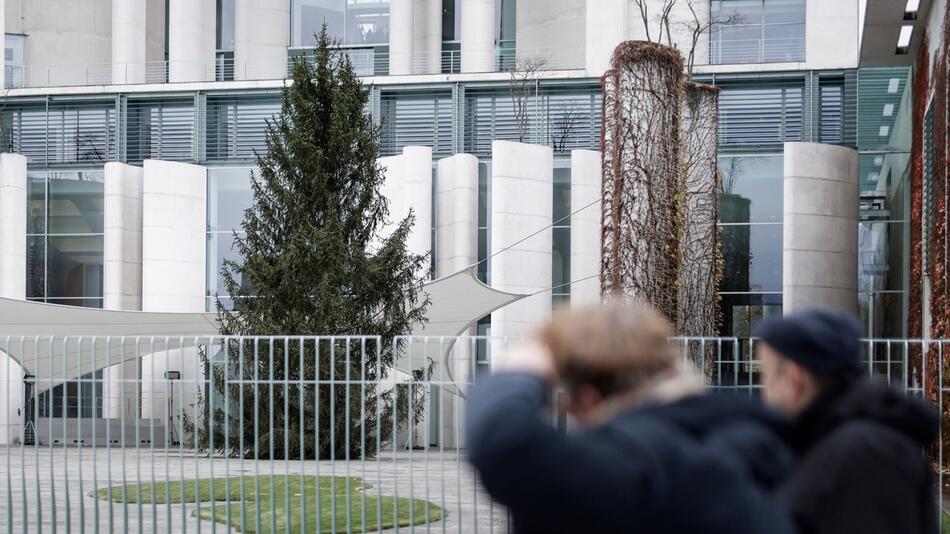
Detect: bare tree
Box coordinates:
(632, 0, 678, 45)
(681, 0, 744, 80)
(551, 102, 581, 152)
(508, 55, 547, 143)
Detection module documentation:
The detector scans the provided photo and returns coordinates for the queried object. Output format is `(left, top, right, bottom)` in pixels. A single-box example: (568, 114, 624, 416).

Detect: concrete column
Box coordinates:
(490, 141, 553, 363)
(0, 154, 26, 301)
(141, 160, 208, 423)
(585, 0, 627, 75)
(412, 0, 442, 74)
(101, 163, 144, 419)
(0, 1, 6, 90)
(112, 0, 148, 84)
(379, 147, 433, 259)
(403, 146, 434, 257)
(234, 0, 290, 81)
(389, 0, 415, 75)
(570, 149, 601, 307)
(167, 0, 216, 83)
(783, 142, 859, 314)
(461, 0, 496, 73)
(435, 153, 479, 448)
(0, 153, 25, 444)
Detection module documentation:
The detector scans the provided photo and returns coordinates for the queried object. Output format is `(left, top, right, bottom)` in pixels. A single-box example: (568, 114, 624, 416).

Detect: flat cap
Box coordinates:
(752, 309, 861, 375)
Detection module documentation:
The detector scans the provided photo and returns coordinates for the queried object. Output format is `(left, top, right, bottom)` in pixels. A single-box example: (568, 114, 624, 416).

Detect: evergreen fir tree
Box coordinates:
(195, 27, 430, 460)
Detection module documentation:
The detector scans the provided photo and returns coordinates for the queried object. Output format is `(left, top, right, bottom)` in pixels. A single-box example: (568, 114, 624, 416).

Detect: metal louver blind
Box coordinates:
(463, 86, 601, 156)
(206, 95, 281, 161)
(379, 91, 453, 156)
(819, 80, 844, 144)
(125, 97, 195, 163)
(718, 82, 803, 147)
(5, 100, 117, 165)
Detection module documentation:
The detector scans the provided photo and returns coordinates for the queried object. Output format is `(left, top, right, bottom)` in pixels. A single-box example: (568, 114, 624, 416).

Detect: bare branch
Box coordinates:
(508, 55, 547, 143)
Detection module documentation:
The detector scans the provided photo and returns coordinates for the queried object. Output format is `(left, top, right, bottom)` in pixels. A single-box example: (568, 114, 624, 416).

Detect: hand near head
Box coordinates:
(495, 340, 558, 384)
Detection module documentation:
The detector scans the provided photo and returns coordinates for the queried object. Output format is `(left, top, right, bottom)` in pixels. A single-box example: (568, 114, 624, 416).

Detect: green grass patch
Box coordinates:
(91, 474, 444, 533)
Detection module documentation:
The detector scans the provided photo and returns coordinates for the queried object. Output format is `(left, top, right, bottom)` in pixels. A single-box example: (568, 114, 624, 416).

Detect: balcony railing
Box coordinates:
(3, 46, 586, 90)
(709, 37, 806, 65)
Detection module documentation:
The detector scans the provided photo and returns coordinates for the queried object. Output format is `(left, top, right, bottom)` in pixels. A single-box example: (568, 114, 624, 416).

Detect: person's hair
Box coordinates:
(537, 302, 679, 398)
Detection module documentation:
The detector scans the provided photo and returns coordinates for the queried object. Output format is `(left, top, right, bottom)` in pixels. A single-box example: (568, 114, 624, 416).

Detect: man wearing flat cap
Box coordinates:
(755, 309, 938, 534)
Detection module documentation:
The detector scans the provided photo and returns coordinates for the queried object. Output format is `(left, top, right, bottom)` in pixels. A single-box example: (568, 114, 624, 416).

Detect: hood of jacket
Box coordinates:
(628, 392, 795, 489)
(794, 377, 938, 452)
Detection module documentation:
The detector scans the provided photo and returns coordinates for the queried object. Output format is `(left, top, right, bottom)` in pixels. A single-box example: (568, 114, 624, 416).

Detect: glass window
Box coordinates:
(719, 293, 782, 338)
(718, 155, 783, 223)
(719, 223, 782, 292)
(718, 84, 803, 147)
(217, 0, 236, 51)
(710, 0, 805, 65)
(26, 171, 104, 308)
(207, 166, 255, 310)
(553, 163, 571, 303)
(292, 0, 390, 47)
(442, 0, 460, 41)
(5, 33, 24, 89)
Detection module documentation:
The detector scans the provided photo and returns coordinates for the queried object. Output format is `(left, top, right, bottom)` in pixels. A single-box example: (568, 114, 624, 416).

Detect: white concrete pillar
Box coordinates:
(435, 153, 478, 448)
(0, 1, 6, 90)
(112, 0, 148, 84)
(234, 0, 290, 81)
(0, 153, 25, 444)
(570, 149, 601, 307)
(490, 141, 553, 363)
(403, 146, 434, 257)
(167, 0, 216, 83)
(585, 0, 627, 75)
(389, 0, 415, 75)
(412, 0, 443, 74)
(101, 163, 144, 419)
(379, 147, 433, 259)
(141, 160, 208, 424)
(783, 142, 859, 314)
(461, 0, 496, 73)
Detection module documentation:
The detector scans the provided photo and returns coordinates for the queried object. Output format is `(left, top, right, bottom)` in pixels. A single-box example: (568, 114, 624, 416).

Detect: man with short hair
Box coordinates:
(755, 309, 938, 534)
(467, 303, 796, 534)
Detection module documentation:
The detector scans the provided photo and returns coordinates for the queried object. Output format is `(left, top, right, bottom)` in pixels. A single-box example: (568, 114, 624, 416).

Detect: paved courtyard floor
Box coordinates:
(0, 447, 509, 533)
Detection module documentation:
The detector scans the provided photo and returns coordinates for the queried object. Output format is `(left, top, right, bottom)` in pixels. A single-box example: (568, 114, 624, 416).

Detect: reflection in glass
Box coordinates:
(46, 235, 103, 305)
(293, 0, 390, 47)
(719, 155, 783, 223)
(28, 175, 45, 234)
(208, 166, 255, 232)
(47, 172, 105, 234)
(719, 293, 782, 338)
(207, 232, 250, 298)
(719, 223, 782, 292)
(27, 236, 45, 299)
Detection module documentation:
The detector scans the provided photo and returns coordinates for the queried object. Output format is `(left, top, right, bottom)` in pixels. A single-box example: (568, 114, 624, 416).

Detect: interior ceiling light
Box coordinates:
(905, 0, 920, 19)
(897, 25, 914, 54)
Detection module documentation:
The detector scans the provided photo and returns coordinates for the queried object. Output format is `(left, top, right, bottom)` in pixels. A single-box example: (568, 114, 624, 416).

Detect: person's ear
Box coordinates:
(567, 384, 604, 417)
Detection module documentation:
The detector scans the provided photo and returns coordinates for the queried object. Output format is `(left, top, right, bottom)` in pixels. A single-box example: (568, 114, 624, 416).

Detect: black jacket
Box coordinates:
(778, 377, 939, 534)
(467, 373, 797, 534)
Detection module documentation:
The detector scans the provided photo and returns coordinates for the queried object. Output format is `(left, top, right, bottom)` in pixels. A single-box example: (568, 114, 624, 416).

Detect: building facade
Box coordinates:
(0, 0, 932, 439)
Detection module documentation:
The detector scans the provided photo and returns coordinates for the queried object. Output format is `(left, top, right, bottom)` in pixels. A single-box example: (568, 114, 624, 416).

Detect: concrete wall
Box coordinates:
(585, 0, 627, 75)
(141, 160, 208, 422)
(490, 141, 553, 362)
(5, 0, 112, 84)
(379, 147, 433, 259)
(145, 0, 166, 65)
(461, 0, 495, 73)
(517, 0, 585, 69)
(0, 153, 25, 444)
(112, 0, 147, 84)
(805, 0, 859, 70)
(435, 153, 479, 448)
(570, 149, 601, 307)
(167, 0, 216, 82)
(101, 162, 145, 421)
(103, 163, 144, 312)
(234, 0, 290, 80)
(783, 142, 859, 314)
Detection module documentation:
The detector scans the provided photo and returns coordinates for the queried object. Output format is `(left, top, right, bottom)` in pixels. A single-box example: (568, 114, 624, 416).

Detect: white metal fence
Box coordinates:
(0, 335, 946, 533)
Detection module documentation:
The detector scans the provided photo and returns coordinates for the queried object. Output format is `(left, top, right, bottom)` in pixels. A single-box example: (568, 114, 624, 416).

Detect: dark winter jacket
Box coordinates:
(778, 377, 939, 534)
(466, 372, 798, 534)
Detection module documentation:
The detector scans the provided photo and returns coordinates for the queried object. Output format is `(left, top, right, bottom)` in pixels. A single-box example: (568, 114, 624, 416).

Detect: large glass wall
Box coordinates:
(710, 0, 806, 65)
(718, 154, 783, 337)
(207, 166, 255, 311)
(27, 170, 104, 308)
(553, 160, 570, 306)
(292, 0, 390, 47)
